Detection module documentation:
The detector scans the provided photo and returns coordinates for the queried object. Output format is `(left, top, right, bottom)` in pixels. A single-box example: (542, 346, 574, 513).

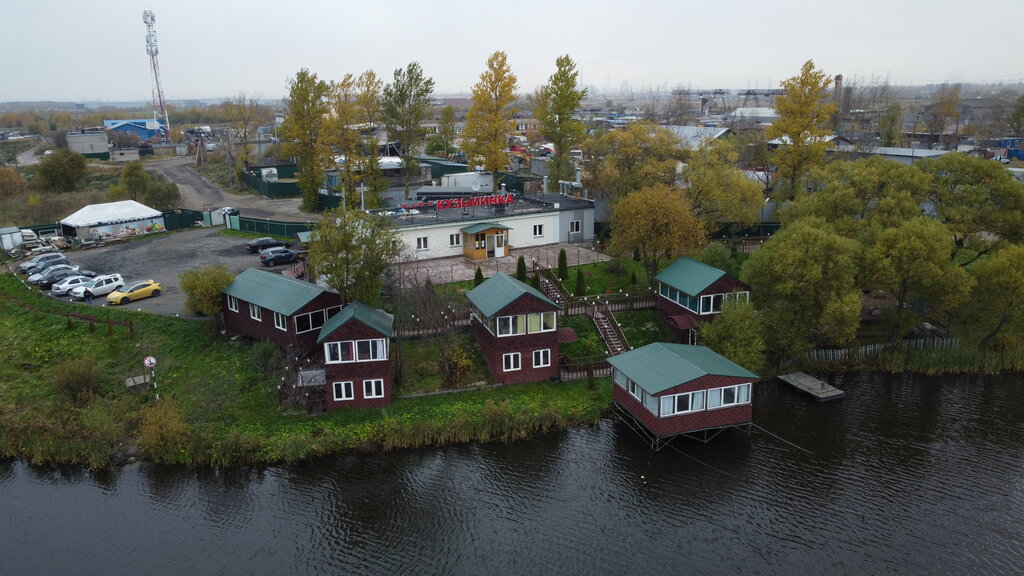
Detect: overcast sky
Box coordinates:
(5, 0, 1023, 104)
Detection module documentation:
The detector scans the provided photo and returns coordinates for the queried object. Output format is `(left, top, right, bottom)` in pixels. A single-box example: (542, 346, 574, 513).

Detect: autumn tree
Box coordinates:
(179, 263, 236, 318)
(222, 92, 271, 170)
(306, 208, 403, 307)
(427, 105, 457, 157)
(766, 59, 837, 197)
(324, 74, 363, 209)
(683, 138, 763, 228)
(355, 70, 387, 208)
(462, 51, 518, 190)
(610, 183, 706, 287)
(877, 102, 903, 147)
(583, 121, 682, 212)
(961, 245, 1024, 349)
(1007, 95, 1024, 138)
(741, 217, 861, 358)
(926, 83, 961, 149)
(281, 68, 330, 212)
(533, 55, 588, 186)
(0, 166, 24, 196)
(917, 152, 1024, 263)
(698, 300, 765, 373)
(106, 161, 181, 209)
(382, 62, 435, 199)
(863, 217, 973, 342)
(36, 148, 86, 192)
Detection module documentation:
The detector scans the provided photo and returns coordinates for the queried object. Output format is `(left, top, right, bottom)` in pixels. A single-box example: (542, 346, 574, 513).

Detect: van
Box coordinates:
(20, 229, 39, 249)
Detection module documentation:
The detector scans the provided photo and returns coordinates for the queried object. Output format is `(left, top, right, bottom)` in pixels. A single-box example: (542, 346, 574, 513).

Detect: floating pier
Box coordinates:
(778, 372, 845, 402)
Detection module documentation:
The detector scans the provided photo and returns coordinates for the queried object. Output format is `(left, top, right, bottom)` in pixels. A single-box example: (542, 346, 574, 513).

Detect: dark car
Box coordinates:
(259, 247, 299, 267)
(36, 268, 96, 289)
(23, 256, 69, 276)
(245, 237, 291, 253)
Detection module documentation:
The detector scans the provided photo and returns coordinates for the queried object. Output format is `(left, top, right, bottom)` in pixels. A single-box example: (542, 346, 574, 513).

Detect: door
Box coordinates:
(494, 233, 506, 258)
(486, 235, 495, 258)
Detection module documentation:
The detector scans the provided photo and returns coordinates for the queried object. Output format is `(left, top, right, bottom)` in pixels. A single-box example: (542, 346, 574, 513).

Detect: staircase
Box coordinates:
(540, 277, 567, 308)
(591, 305, 628, 356)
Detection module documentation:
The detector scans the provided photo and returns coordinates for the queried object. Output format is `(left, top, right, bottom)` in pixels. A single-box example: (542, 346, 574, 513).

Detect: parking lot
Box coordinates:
(31, 227, 270, 316)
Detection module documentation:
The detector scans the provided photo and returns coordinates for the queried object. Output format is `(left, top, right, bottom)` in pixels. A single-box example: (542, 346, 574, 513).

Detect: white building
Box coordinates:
(383, 193, 595, 261)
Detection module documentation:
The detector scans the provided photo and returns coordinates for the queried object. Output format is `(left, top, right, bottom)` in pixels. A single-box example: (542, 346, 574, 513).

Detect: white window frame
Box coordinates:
(363, 379, 384, 399)
(324, 338, 387, 364)
(332, 381, 354, 401)
(249, 302, 262, 322)
(227, 294, 238, 312)
(532, 224, 544, 237)
(503, 352, 521, 372)
(449, 233, 461, 247)
(660, 390, 706, 417)
(532, 349, 551, 368)
(699, 293, 725, 315)
(627, 380, 641, 400)
(497, 314, 526, 337)
(569, 220, 581, 234)
(274, 311, 287, 331)
(707, 383, 752, 410)
(416, 236, 429, 251)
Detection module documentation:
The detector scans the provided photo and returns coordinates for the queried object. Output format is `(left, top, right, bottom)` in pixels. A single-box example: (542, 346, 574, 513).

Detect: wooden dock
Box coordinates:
(778, 372, 846, 402)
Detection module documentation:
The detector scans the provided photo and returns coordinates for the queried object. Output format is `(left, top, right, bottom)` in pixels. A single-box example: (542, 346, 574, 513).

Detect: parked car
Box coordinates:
(37, 268, 95, 289)
(18, 251, 64, 274)
(27, 264, 76, 284)
(23, 256, 70, 276)
(260, 247, 300, 266)
(70, 274, 125, 300)
(107, 280, 162, 305)
(50, 275, 92, 296)
(245, 237, 291, 253)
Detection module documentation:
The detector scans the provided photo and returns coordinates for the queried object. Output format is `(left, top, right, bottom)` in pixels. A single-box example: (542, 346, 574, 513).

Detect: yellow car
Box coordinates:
(107, 280, 162, 305)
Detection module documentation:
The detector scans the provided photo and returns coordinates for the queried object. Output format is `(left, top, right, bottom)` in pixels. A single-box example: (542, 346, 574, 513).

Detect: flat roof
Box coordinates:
(379, 193, 593, 230)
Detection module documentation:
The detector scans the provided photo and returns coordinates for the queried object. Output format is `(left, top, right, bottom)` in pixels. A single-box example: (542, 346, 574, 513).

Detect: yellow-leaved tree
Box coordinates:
(462, 51, 518, 191)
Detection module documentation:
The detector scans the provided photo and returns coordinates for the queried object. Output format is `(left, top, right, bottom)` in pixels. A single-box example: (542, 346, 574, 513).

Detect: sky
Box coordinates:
(5, 0, 1024, 104)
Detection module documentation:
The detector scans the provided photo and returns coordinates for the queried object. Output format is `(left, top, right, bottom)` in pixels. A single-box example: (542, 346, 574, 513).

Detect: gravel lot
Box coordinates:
(42, 227, 272, 316)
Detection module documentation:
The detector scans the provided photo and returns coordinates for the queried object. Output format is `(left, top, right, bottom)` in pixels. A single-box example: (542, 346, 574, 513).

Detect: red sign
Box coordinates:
(434, 194, 516, 211)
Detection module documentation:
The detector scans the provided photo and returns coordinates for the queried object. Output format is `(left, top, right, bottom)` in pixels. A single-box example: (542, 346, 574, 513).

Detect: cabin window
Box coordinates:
(660, 390, 706, 416)
(332, 381, 353, 401)
(707, 383, 751, 409)
(503, 352, 521, 372)
(449, 233, 461, 247)
(363, 379, 384, 399)
(533, 224, 544, 237)
(295, 309, 332, 333)
(356, 338, 387, 361)
(474, 233, 486, 249)
(249, 303, 262, 322)
(526, 311, 556, 333)
(416, 237, 429, 251)
(628, 380, 641, 400)
(569, 220, 581, 234)
(725, 291, 750, 304)
(274, 312, 287, 331)
(497, 314, 526, 336)
(227, 295, 238, 312)
(700, 294, 725, 314)
(532, 349, 550, 368)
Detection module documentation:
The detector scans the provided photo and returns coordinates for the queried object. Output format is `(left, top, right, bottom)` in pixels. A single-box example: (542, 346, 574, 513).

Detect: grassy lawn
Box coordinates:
(616, 309, 674, 349)
(560, 314, 604, 358)
(569, 258, 649, 298)
(0, 272, 611, 467)
(396, 328, 490, 394)
(190, 155, 255, 196)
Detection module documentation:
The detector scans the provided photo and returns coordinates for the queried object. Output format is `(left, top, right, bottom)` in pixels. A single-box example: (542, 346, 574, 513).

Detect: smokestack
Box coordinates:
(833, 74, 844, 132)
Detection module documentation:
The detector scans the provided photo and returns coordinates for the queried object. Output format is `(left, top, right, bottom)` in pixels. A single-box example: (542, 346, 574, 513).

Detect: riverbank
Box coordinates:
(0, 272, 610, 468)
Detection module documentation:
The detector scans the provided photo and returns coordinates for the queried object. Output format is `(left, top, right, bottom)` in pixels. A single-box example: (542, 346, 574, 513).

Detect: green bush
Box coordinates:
(52, 356, 99, 404)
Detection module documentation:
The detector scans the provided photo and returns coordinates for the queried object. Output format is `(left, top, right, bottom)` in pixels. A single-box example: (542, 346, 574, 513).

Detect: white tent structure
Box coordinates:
(60, 200, 166, 240)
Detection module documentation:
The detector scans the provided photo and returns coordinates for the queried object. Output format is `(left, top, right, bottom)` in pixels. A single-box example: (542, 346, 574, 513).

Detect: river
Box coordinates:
(2, 371, 1023, 576)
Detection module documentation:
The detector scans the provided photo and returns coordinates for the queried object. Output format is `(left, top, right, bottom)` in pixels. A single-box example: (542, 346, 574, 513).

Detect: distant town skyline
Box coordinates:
(6, 0, 1024, 104)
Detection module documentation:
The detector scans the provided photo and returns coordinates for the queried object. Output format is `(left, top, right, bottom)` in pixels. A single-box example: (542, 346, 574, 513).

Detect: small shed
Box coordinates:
(460, 222, 512, 260)
(608, 343, 758, 449)
(60, 200, 165, 240)
(0, 227, 23, 251)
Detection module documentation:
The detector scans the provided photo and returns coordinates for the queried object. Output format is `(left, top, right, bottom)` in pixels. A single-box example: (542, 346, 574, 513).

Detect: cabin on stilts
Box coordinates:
(608, 343, 759, 451)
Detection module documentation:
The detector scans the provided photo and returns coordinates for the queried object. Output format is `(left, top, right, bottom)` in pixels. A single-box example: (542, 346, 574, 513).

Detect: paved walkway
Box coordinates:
(398, 243, 609, 285)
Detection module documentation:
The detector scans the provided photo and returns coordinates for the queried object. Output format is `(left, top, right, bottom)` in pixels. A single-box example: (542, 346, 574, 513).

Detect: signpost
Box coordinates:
(144, 356, 158, 399)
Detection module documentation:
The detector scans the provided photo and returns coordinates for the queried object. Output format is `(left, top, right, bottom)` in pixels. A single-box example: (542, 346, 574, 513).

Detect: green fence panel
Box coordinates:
(237, 217, 314, 238)
(161, 209, 205, 231)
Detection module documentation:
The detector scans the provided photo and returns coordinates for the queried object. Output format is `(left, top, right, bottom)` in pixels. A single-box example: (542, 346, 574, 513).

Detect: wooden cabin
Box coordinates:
(317, 301, 395, 410)
(655, 257, 750, 344)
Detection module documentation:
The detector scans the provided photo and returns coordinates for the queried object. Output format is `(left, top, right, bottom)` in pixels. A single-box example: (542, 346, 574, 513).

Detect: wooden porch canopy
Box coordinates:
(460, 222, 512, 260)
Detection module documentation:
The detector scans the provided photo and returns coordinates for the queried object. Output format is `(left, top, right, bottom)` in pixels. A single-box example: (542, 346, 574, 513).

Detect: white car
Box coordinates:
(50, 275, 91, 296)
(69, 274, 124, 300)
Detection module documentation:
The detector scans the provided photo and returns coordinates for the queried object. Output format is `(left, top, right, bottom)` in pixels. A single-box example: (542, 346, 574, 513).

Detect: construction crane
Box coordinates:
(143, 10, 170, 142)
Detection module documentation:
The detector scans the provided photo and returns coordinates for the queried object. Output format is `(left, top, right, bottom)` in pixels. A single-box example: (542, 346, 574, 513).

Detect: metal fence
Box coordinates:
(232, 216, 315, 238)
(806, 338, 960, 362)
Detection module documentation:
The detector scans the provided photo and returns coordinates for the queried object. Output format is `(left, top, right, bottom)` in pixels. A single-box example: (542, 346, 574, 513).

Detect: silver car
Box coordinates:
(18, 251, 64, 274)
(50, 275, 91, 296)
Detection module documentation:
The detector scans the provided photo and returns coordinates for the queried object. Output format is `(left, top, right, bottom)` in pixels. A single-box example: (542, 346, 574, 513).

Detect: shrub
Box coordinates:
(137, 400, 189, 463)
(179, 263, 236, 317)
(474, 266, 484, 286)
(516, 255, 527, 282)
(36, 148, 87, 192)
(52, 356, 99, 404)
(249, 340, 286, 379)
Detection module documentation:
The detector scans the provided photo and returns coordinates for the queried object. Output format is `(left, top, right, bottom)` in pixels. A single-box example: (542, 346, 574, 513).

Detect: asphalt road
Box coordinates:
(48, 227, 272, 316)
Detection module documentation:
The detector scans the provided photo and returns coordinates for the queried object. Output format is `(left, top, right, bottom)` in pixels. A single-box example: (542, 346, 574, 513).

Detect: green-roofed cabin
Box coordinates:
(316, 301, 395, 410)
(222, 269, 342, 355)
(608, 343, 758, 443)
(459, 222, 511, 260)
(466, 272, 560, 384)
(655, 257, 750, 344)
